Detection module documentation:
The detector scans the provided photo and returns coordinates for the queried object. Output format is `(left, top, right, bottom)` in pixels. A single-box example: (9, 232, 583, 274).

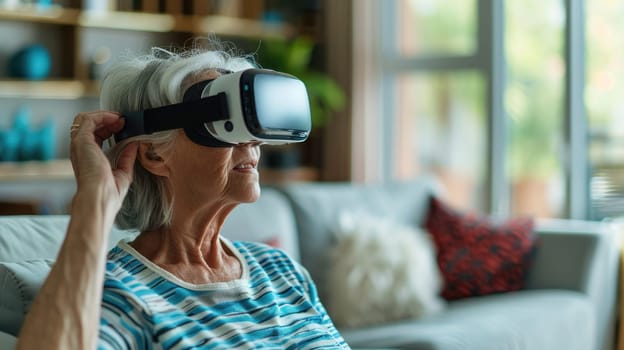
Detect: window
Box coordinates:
(396, 0, 476, 56)
(587, 0, 624, 219)
(505, 0, 566, 218)
(381, 0, 610, 220)
(383, 0, 486, 212)
(393, 72, 486, 210)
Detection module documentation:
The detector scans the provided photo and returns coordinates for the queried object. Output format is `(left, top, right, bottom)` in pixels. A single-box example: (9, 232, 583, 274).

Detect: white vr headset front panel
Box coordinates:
(202, 71, 265, 145)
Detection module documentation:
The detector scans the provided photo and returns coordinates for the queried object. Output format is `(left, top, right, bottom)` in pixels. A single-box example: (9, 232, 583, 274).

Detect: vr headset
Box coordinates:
(114, 68, 312, 147)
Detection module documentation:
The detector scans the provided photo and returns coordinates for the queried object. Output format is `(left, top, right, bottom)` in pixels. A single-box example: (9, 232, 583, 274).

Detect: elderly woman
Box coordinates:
(16, 46, 349, 349)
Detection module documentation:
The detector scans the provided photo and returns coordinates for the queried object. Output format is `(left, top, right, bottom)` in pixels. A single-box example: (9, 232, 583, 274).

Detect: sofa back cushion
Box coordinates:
(0, 215, 133, 263)
(0, 188, 298, 264)
(278, 177, 440, 304)
(221, 188, 300, 260)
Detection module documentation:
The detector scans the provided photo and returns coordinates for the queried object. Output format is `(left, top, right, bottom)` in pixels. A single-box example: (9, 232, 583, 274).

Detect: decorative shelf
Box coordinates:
(0, 80, 99, 99)
(0, 5, 293, 39)
(0, 159, 74, 182)
(0, 5, 297, 99)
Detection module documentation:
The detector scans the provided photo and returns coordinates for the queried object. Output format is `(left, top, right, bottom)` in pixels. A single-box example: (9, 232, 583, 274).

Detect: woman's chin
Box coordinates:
(224, 172, 261, 203)
(237, 183, 261, 203)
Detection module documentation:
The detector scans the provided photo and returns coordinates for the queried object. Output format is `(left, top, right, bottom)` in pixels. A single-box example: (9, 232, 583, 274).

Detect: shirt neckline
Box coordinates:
(116, 237, 250, 291)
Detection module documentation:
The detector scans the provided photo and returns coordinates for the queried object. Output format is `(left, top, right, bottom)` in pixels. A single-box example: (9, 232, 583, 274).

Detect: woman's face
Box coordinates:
(151, 69, 261, 207)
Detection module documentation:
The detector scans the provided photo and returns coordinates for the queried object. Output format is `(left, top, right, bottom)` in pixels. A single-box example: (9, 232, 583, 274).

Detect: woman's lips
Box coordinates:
(233, 161, 258, 173)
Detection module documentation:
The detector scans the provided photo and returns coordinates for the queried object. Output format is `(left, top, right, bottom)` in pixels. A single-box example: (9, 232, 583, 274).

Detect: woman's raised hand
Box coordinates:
(69, 111, 138, 211)
(16, 112, 137, 350)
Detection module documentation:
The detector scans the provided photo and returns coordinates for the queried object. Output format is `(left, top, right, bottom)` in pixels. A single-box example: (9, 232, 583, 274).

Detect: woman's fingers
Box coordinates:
(71, 111, 120, 131)
(93, 119, 125, 145)
(69, 111, 128, 185)
(114, 142, 138, 181)
(112, 142, 138, 197)
(71, 111, 124, 145)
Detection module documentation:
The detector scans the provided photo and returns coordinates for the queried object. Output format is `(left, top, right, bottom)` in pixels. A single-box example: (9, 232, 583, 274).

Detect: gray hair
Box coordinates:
(103, 44, 256, 232)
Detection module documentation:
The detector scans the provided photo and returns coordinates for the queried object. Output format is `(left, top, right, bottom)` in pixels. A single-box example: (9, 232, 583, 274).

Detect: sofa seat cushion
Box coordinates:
(340, 290, 594, 350)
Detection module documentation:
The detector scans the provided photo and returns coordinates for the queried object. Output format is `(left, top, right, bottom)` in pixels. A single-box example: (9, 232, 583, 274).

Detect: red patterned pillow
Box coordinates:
(425, 197, 537, 300)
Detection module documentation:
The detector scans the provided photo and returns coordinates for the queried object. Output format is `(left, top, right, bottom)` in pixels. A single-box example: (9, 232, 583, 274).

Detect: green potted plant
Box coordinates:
(258, 37, 345, 128)
(257, 37, 346, 170)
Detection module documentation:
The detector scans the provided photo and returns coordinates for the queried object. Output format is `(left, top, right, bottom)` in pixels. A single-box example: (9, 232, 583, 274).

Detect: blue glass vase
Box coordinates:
(8, 45, 52, 80)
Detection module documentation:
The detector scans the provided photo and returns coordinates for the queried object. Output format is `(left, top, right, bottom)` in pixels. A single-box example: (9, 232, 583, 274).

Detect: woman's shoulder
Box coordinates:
(232, 240, 288, 256)
(105, 244, 131, 273)
(230, 240, 317, 299)
(104, 242, 159, 291)
(104, 244, 143, 288)
(231, 240, 301, 274)
(105, 243, 143, 274)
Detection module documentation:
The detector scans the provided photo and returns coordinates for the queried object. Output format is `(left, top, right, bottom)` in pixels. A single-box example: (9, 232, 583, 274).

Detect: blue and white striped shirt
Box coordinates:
(98, 239, 349, 349)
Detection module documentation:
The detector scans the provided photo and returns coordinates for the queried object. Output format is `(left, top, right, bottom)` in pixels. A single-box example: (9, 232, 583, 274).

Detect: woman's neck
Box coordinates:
(129, 205, 242, 284)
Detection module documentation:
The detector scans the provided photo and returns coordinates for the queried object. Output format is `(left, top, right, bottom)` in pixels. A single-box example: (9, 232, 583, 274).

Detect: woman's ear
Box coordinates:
(137, 142, 169, 177)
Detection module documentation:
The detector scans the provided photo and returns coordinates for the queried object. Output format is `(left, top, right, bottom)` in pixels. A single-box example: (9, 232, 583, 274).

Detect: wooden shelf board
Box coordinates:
(0, 159, 74, 181)
(79, 12, 292, 38)
(0, 5, 79, 25)
(78, 10, 176, 32)
(0, 80, 98, 99)
(194, 15, 293, 39)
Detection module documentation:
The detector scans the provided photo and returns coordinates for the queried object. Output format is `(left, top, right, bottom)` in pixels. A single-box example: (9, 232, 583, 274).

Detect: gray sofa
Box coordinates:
(0, 178, 620, 350)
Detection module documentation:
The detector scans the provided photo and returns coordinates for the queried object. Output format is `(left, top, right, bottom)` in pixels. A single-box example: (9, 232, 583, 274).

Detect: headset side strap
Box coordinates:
(143, 92, 230, 134)
(115, 92, 230, 143)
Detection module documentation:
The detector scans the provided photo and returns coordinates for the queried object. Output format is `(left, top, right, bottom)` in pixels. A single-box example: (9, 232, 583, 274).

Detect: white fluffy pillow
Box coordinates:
(327, 212, 445, 328)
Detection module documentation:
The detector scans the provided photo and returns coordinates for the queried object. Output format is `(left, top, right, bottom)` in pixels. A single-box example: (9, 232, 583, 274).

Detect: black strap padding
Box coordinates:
(142, 92, 229, 134)
(183, 79, 211, 102)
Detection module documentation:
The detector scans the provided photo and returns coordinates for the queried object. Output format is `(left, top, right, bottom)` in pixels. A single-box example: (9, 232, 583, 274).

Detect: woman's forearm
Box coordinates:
(17, 189, 117, 350)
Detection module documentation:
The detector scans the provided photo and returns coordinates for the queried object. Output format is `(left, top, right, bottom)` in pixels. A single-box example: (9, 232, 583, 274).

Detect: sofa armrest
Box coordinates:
(525, 219, 620, 292)
(525, 218, 621, 350)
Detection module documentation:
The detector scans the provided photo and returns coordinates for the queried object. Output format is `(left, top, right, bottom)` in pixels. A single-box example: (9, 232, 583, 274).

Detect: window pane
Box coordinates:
(395, 0, 476, 56)
(587, 0, 624, 219)
(505, 0, 565, 218)
(393, 72, 486, 212)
